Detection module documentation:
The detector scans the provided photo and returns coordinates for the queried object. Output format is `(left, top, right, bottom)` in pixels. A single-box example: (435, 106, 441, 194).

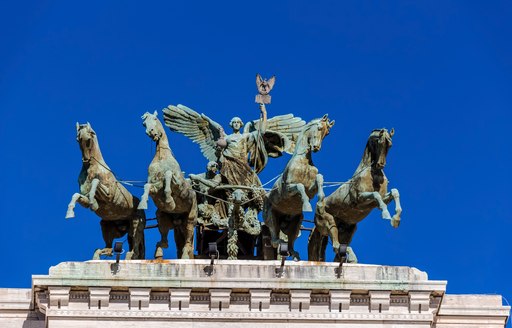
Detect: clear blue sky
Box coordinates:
(1, 0, 510, 309)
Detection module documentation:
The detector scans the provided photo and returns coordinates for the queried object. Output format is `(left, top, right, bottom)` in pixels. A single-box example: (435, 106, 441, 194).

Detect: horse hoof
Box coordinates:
(382, 209, 391, 220)
(154, 247, 164, 259)
(303, 202, 313, 212)
(92, 249, 102, 260)
(91, 202, 99, 211)
(137, 202, 148, 210)
(65, 211, 75, 219)
(391, 218, 400, 228)
(347, 247, 358, 263)
(125, 251, 133, 260)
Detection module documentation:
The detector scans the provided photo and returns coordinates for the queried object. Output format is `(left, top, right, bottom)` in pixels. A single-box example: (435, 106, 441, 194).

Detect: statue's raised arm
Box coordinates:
(162, 104, 225, 163)
(244, 111, 306, 166)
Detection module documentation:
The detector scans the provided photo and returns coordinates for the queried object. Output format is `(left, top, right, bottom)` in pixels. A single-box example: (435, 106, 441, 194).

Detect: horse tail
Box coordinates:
(308, 227, 327, 262)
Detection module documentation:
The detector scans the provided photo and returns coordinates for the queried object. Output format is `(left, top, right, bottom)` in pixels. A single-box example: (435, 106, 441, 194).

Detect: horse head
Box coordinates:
(76, 122, 99, 163)
(300, 114, 335, 153)
(366, 128, 394, 169)
(141, 110, 164, 142)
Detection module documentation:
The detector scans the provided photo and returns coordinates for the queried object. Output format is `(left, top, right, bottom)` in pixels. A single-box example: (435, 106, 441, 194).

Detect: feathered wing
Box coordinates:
(244, 114, 306, 155)
(162, 104, 224, 162)
(267, 76, 276, 92)
(256, 73, 263, 89)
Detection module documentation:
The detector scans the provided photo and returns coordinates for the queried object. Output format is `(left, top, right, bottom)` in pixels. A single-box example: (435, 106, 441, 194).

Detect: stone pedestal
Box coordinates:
(0, 260, 509, 327)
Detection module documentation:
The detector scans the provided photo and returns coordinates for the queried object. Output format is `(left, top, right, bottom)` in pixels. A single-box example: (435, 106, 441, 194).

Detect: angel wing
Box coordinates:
(256, 74, 263, 89)
(266, 76, 276, 92)
(244, 114, 306, 155)
(162, 104, 225, 162)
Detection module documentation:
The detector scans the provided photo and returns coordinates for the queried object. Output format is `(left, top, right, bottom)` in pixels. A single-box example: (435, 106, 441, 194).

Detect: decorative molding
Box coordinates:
(369, 291, 390, 312)
(290, 289, 311, 311)
(209, 289, 231, 310)
(44, 308, 435, 322)
(330, 290, 351, 312)
(250, 289, 271, 310)
(169, 288, 191, 310)
(129, 288, 151, 309)
(48, 287, 70, 308)
(409, 291, 431, 313)
(89, 287, 110, 309)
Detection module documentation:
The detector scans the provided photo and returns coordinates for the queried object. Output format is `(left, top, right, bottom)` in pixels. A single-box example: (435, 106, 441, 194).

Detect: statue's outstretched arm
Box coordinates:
(189, 174, 220, 189)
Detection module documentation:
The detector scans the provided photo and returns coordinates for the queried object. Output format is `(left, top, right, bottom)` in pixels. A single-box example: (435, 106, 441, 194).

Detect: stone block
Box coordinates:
(409, 291, 431, 313)
(369, 290, 390, 312)
(329, 290, 351, 312)
(88, 287, 110, 309)
(290, 289, 311, 311)
(48, 287, 70, 308)
(128, 288, 150, 309)
(210, 289, 231, 310)
(249, 289, 271, 310)
(169, 288, 191, 310)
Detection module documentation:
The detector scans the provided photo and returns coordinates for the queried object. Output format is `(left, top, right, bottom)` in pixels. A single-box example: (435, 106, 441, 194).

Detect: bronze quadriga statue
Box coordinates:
(264, 115, 335, 261)
(163, 103, 305, 259)
(65, 123, 146, 260)
(308, 128, 402, 263)
(138, 111, 197, 259)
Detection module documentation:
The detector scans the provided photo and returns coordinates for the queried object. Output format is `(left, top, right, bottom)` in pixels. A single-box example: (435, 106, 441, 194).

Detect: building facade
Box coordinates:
(0, 260, 509, 327)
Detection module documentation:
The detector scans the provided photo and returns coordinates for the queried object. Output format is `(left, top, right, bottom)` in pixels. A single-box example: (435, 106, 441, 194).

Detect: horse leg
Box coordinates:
(174, 224, 185, 260)
(287, 214, 303, 261)
(138, 182, 152, 210)
(88, 178, 100, 211)
(359, 191, 392, 220)
(126, 210, 146, 260)
(180, 200, 196, 259)
(336, 223, 358, 263)
(312, 174, 325, 202)
(307, 227, 323, 261)
(314, 204, 340, 254)
(390, 188, 402, 228)
(263, 200, 281, 248)
(93, 220, 116, 260)
(286, 183, 312, 212)
(155, 211, 172, 259)
(164, 170, 176, 209)
(65, 193, 89, 218)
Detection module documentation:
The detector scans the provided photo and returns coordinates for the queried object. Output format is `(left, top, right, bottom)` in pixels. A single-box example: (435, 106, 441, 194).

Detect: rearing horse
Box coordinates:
(264, 115, 334, 261)
(138, 111, 197, 259)
(65, 123, 146, 260)
(308, 128, 402, 262)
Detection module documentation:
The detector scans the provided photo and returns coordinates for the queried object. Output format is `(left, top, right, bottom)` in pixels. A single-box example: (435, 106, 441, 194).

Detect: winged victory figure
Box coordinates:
(163, 104, 305, 189)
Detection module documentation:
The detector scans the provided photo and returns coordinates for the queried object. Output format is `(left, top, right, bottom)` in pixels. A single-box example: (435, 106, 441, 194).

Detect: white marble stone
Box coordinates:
(0, 261, 509, 327)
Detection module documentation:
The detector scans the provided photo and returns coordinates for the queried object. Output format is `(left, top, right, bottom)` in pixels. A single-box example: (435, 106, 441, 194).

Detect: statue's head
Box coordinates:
(206, 161, 219, 174)
(141, 111, 163, 141)
(76, 122, 97, 163)
(229, 117, 244, 132)
(367, 128, 394, 169)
